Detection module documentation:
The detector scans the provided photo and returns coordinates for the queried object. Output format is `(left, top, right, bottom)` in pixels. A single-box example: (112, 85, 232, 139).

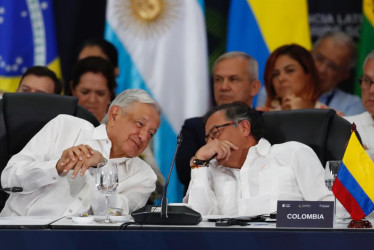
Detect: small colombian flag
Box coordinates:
(332, 131, 374, 220)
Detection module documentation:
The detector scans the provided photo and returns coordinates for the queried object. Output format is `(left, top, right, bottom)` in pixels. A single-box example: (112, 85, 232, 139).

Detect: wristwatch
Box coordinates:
(190, 156, 207, 169)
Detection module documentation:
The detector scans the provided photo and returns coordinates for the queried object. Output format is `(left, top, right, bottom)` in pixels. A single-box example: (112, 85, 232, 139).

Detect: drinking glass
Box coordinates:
(96, 161, 118, 223)
(325, 160, 341, 191)
(325, 160, 342, 221)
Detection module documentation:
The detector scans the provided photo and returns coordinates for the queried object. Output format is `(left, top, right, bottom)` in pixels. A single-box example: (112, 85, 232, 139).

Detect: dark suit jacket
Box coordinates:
(176, 117, 205, 194)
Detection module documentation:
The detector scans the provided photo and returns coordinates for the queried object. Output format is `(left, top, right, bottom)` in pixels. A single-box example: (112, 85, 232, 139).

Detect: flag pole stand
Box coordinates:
(347, 219, 372, 228)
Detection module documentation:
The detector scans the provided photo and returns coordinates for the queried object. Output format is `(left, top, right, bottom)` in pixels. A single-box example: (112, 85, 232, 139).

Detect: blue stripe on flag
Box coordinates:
(104, 22, 149, 93)
(226, 0, 270, 107)
(196, 0, 205, 12)
(338, 164, 374, 216)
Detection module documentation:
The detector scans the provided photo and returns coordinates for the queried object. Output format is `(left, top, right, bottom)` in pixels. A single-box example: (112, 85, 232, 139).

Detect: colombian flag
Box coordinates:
(227, 0, 311, 106)
(332, 132, 374, 220)
(0, 0, 61, 93)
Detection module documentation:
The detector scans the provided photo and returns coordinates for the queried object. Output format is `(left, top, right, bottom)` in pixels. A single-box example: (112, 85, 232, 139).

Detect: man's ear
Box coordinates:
(107, 105, 122, 124)
(250, 79, 261, 96)
(239, 120, 251, 136)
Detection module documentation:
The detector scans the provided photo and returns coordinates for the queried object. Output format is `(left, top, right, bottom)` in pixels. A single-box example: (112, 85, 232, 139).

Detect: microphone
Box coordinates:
(131, 133, 202, 225)
(0, 187, 23, 192)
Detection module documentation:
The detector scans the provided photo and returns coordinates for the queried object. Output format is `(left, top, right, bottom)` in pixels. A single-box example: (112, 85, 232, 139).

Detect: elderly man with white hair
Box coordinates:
(1, 89, 160, 217)
(345, 50, 374, 161)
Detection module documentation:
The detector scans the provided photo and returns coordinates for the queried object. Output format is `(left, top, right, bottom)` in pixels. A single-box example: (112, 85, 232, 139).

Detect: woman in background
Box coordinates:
(259, 44, 325, 111)
(71, 56, 117, 122)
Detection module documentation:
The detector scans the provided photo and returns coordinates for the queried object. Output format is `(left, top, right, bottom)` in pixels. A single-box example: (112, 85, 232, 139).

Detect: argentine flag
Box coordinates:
(105, 0, 210, 202)
(0, 0, 60, 93)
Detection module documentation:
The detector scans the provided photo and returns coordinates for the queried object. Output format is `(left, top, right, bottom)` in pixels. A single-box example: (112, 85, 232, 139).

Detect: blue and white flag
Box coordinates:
(105, 0, 210, 202)
(0, 0, 60, 93)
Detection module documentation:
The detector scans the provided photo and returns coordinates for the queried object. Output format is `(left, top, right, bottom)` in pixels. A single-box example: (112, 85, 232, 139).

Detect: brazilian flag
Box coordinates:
(0, 0, 60, 93)
(355, 0, 374, 96)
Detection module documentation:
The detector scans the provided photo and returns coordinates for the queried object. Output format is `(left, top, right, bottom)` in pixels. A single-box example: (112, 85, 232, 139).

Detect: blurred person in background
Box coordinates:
(259, 44, 337, 112)
(17, 66, 62, 94)
(78, 38, 119, 78)
(71, 56, 117, 122)
(311, 31, 364, 116)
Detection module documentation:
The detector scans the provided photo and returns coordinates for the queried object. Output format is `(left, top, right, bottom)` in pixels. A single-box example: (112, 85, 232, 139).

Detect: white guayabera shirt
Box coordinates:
(1, 115, 156, 217)
(184, 138, 333, 216)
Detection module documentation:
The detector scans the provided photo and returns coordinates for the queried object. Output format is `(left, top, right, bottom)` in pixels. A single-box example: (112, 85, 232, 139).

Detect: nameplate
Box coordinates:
(276, 200, 334, 228)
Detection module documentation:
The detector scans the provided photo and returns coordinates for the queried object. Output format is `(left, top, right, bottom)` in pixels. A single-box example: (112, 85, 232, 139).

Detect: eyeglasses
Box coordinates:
(358, 76, 374, 89)
(205, 121, 236, 142)
(312, 52, 345, 73)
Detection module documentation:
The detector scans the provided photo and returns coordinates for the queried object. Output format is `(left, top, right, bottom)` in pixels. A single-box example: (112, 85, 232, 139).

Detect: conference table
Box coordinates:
(1, 215, 374, 250)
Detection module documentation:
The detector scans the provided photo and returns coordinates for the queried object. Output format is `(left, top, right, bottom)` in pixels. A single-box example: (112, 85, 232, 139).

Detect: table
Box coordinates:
(1, 217, 374, 250)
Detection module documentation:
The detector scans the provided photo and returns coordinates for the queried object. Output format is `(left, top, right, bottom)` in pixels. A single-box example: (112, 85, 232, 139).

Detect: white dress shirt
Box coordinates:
(345, 111, 374, 161)
(183, 138, 333, 216)
(1, 114, 156, 217)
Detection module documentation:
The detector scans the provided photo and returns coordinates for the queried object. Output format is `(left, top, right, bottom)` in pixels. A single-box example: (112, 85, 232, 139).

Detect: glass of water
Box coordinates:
(325, 160, 343, 221)
(325, 160, 342, 191)
(96, 161, 118, 223)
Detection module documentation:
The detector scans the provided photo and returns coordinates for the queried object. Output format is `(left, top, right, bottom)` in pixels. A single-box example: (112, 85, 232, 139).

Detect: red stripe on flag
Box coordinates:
(332, 178, 366, 220)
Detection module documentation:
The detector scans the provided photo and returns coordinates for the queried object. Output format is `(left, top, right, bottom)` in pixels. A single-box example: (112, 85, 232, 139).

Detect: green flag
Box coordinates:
(355, 0, 374, 96)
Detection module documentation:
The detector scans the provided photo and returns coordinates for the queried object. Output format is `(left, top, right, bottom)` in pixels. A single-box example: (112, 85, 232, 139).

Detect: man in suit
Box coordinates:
(176, 52, 261, 193)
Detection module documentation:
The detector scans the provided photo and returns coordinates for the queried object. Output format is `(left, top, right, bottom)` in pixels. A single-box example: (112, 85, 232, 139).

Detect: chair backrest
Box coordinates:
(262, 109, 355, 167)
(0, 92, 100, 210)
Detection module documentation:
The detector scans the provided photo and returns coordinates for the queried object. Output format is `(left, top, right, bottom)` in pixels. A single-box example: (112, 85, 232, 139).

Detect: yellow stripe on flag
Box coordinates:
(48, 58, 62, 79)
(248, 0, 311, 51)
(363, 0, 374, 27)
(343, 133, 374, 201)
(0, 77, 20, 93)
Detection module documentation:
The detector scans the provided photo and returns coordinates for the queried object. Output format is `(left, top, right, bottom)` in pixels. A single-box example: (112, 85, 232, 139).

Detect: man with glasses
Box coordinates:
(176, 52, 261, 194)
(311, 31, 364, 116)
(183, 102, 331, 216)
(345, 50, 374, 160)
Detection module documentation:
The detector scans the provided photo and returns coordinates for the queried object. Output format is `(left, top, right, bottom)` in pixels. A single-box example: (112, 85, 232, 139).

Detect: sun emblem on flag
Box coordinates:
(112, 0, 180, 38)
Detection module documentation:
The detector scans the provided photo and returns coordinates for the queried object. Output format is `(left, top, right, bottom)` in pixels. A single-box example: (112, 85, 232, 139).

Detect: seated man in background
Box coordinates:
(183, 102, 332, 216)
(311, 31, 365, 116)
(17, 66, 62, 94)
(176, 52, 261, 194)
(1, 89, 160, 217)
(345, 50, 374, 160)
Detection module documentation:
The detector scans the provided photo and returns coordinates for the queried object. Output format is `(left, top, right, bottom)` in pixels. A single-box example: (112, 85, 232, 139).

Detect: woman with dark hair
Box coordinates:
(71, 56, 117, 122)
(259, 44, 329, 111)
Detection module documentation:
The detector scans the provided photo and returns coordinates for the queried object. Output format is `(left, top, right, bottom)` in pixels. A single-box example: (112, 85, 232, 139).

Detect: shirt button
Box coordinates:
(69, 209, 72, 213)
(78, 197, 82, 201)
(53, 177, 57, 180)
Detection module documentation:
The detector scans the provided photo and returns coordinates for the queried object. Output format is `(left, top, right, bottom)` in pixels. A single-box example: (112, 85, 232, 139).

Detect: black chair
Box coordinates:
(0, 92, 100, 210)
(262, 109, 357, 168)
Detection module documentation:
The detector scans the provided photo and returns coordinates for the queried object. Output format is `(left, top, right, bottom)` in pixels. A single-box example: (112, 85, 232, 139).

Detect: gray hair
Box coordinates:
(364, 50, 374, 68)
(101, 89, 160, 124)
(213, 51, 259, 81)
(313, 31, 357, 70)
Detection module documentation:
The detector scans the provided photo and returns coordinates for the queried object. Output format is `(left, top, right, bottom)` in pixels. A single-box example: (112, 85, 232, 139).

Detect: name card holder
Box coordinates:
(276, 200, 334, 228)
